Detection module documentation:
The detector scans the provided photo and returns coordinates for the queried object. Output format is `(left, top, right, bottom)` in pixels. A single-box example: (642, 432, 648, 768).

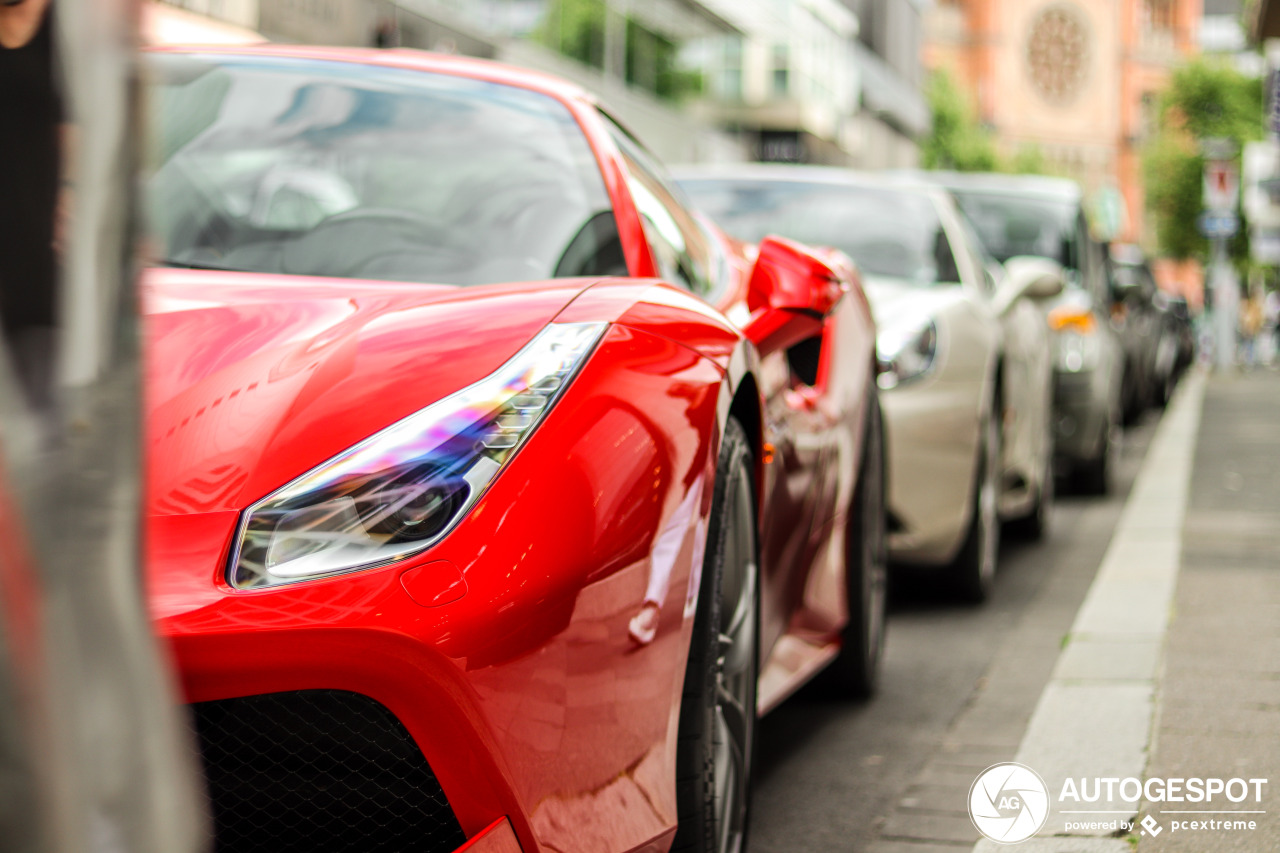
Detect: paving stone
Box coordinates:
(1054, 639, 1162, 682)
(867, 840, 974, 853)
(880, 810, 981, 845)
(897, 783, 975, 814)
(975, 839, 1132, 853)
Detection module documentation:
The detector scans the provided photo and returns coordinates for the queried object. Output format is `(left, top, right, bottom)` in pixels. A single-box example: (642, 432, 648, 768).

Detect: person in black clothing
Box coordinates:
(0, 0, 61, 412)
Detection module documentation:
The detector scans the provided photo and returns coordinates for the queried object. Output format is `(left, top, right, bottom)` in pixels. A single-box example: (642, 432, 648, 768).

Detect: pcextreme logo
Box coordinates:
(968, 763, 1050, 843)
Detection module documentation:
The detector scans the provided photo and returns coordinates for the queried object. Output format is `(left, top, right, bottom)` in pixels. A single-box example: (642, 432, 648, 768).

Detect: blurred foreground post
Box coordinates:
(1201, 139, 1241, 371)
(0, 0, 207, 850)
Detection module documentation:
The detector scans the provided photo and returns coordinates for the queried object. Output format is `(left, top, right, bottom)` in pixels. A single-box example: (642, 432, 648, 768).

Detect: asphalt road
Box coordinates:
(746, 410, 1164, 853)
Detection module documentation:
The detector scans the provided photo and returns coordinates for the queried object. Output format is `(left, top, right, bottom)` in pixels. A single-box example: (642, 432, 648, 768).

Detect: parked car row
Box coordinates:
(675, 168, 1059, 601)
(138, 46, 1192, 853)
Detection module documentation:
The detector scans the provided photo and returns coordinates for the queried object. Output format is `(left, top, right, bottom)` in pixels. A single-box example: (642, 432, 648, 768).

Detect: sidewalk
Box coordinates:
(1139, 369, 1280, 852)
(968, 368, 1280, 852)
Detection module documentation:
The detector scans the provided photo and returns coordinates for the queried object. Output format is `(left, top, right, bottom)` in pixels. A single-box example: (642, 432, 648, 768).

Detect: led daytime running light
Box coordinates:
(228, 322, 606, 590)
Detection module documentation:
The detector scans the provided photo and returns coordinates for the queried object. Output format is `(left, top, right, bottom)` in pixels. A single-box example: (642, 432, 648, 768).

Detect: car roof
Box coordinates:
(898, 169, 1083, 203)
(145, 43, 593, 105)
(669, 163, 949, 197)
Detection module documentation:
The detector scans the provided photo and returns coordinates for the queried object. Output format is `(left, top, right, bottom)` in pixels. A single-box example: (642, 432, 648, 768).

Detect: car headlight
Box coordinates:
(1055, 330, 1100, 373)
(228, 322, 607, 590)
(877, 320, 937, 390)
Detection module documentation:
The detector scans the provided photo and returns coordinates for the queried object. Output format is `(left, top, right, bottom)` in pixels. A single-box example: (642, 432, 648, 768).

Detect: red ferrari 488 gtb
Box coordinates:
(144, 46, 884, 853)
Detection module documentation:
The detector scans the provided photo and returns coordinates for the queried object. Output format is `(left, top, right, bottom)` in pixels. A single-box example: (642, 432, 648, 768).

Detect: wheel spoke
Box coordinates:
(719, 564, 756, 677)
(714, 703, 746, 853)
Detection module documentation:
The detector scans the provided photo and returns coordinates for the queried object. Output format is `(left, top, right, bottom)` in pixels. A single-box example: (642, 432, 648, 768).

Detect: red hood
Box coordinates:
(144, 269, 596, 517)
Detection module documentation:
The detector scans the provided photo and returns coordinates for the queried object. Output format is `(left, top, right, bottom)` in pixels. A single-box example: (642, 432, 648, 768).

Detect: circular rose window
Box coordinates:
(1026, 3, 1091, 104)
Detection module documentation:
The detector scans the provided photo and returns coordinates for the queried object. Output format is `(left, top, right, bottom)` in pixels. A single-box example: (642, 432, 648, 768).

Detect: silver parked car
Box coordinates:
(675, 167, 1058, 601)
(930, 173, 1125, 494)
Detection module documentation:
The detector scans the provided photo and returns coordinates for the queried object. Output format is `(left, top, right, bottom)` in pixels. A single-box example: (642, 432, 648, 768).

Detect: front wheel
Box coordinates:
(952, 406, 1000, 603)
(823, 393, 887, 698)
(1006, 422, 1053, 541)
(673, 418, 759, 853)
(1075, 404, 1117, 496)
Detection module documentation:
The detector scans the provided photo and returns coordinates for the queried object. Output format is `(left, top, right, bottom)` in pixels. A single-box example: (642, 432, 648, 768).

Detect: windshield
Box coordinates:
(145, 54, 622, 285)
(949, 190, 1077, 268)
(677, 179, 960, 286)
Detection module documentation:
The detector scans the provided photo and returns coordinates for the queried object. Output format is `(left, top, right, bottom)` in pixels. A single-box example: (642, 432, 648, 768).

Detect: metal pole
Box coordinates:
(1211, 235, 1236, 371)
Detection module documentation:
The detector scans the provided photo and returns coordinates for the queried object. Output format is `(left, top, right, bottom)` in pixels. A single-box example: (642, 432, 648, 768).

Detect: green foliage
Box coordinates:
(921, 70, 999, 172)
(1142, 58, 1264, 261)
(539, 0, 605, 69)
(626, 19, 701, 101)
(922, 71, 1058, 176)
(1160, 59, 1263, 143)
(1009, 144, 1050, 175)
(539, 0, 700, 102)
(1144, 134, 1206, 259)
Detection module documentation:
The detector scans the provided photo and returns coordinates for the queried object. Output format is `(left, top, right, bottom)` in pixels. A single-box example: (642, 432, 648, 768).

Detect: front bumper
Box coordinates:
(192, 690, 485, 853)
(150, 327, 724, 853)
(881, 377, 983, 566)
(1051, 366, 1111, 464)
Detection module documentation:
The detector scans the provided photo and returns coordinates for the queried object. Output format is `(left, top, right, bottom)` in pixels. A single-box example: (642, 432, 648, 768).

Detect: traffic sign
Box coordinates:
(1204, 160, 1240, 212)
(1197, 211, 1239, 238)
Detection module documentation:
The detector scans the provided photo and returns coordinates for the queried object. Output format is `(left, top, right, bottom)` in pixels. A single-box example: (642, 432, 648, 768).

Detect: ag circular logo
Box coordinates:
(968, 762, 1050, 843)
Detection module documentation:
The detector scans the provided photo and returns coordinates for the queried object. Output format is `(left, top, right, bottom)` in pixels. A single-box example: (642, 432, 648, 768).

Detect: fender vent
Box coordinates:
(192, 690, 466, 853)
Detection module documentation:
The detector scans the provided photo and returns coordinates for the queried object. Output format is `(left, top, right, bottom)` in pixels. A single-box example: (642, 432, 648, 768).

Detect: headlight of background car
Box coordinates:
(1048, 305, 1101, 372)
(229, 322, 607, 590)
(877, 320, 937, 390)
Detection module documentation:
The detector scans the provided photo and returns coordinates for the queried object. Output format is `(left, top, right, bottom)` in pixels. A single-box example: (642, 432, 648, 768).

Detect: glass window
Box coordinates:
(678, 179, 963, 287)
(601, 117, 717, 296)
(772, 44, 790, 97)
(144, 53, 624, 286)
(950, 190, 1079, 273)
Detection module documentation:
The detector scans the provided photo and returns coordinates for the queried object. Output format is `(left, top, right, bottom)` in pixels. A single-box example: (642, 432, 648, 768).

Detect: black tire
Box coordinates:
(822, 393, 887, 698)
(952, 405, 1000, 603)
(1075, 406, 1117, 496)
(1006, 425, 1053, 541)
(673, 418, 759, 853)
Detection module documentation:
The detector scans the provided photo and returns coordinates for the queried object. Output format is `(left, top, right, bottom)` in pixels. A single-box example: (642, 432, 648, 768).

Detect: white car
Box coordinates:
(675, 167, 1060, 601)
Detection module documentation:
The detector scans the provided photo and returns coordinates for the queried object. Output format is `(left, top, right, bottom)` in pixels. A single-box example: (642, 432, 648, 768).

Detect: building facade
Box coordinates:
(925, 0, 1201, 244)
(157, 0, 928, 168)
(690, 0, 928, 167)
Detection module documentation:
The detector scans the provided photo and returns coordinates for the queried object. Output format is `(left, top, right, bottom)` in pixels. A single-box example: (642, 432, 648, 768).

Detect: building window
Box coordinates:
(772, 43, 789, 97)
(721, 37, 743, 100)
(1139, 91, 1158, 141)
(1144, 0, 1176, 33)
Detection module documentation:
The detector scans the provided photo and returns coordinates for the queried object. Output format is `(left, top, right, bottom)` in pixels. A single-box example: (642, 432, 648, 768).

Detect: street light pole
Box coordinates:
(1201, 138, 1241, 371)
(1210, 234, 1237, 371)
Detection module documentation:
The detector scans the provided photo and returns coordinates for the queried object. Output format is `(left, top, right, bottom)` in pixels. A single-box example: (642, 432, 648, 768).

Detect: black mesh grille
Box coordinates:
(192, 690, 466, 853)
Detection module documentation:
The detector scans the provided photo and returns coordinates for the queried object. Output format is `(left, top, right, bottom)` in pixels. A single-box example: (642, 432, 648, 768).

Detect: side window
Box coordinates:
(600, 115, 715, 296)
(1085, 237, 1109, 304)
(951, 206, 996, 294)
(1070, 212, 1088, 275)
(932, 222, 962, 285)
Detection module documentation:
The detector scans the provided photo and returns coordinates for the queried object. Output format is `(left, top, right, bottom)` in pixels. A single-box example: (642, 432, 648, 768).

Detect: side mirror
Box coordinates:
(1003, 255, 1065, 302)
(1110, 277, 1140, 304)
(743, 236, 850, 357)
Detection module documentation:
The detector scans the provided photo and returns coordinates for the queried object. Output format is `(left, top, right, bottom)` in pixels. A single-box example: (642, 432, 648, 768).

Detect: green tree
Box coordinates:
(538, 0, 700, 101)
(539, 0, 605, 69)
(1008, 143, 1050, 175)
(921, 69, 998, 172)
(1142, 58, 1264, 261)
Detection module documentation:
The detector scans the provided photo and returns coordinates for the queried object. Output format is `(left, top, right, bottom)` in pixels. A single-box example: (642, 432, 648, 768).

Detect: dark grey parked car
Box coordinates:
(931, 172, 1124, 494)
(1108, 243, 1165, 421)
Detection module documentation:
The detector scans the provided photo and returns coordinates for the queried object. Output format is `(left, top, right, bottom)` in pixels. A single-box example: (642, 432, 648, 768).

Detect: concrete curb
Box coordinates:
(971, 370, 1208, 851)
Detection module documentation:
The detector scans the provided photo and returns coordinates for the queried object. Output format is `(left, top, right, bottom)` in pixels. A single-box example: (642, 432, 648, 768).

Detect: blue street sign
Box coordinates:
(1271, 70, 1280, 137)
(1197, 211, 1239, 238)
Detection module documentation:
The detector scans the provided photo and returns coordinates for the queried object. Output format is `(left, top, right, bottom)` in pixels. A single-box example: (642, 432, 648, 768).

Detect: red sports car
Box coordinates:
(143, 46, 884, 853)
